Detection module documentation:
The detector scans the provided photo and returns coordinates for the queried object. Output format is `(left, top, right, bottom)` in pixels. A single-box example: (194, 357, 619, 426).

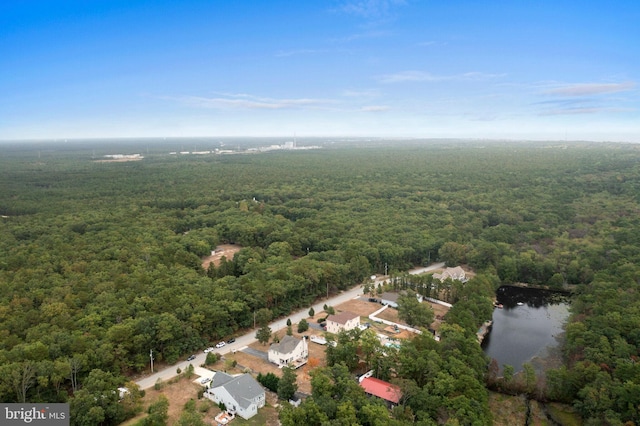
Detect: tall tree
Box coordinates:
(397, 290, 434, 328)
(256, 325, 272, 345)
(278, 366, 298, 401)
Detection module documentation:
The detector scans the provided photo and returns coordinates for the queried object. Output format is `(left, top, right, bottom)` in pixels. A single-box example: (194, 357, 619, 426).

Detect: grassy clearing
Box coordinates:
(489, 392, 527, 425)
(489, 391, 582, 426)
(546, 403, 582, 426)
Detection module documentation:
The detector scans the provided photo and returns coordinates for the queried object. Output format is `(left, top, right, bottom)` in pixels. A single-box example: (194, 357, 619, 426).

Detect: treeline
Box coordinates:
(546, 264, 640, 424)
(2, 141, 640, 423)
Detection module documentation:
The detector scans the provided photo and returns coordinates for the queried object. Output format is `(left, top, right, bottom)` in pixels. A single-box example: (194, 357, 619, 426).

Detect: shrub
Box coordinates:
(257, 372, 280, 392)
(184, 398, 196, 411)
(297, 319, 309, 333)
(205, 352, 221, 365)
(186, 364, 195, 378)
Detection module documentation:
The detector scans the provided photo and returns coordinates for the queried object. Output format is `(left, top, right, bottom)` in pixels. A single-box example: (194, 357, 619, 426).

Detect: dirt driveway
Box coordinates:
(122, 377, 207, 425)
(201, 244, 242, 269)
(331, 298, 382, 318)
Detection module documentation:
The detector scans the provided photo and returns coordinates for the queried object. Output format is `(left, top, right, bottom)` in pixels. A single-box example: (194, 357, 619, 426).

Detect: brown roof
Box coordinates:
(327, 311, 359, 325)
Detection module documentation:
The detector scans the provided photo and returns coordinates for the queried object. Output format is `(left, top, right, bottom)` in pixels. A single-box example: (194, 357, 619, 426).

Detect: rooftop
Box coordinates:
(209, 372, 264, 409)
(379, 292, 400, 303)
(360, 377, 401, 404)
(269, 335, 302, 354)
(327, 311, 360, 325)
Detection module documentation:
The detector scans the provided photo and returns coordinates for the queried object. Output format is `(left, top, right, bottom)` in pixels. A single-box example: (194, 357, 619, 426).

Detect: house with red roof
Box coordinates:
(359, 376, 402, 407)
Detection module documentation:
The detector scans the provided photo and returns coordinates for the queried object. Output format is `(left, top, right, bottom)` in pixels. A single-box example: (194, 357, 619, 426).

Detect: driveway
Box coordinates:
(242, 347, 269, 361)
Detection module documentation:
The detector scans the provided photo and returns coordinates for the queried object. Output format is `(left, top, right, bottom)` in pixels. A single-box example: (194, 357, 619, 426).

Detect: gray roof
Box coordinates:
(269, 335, 301, 355)
(379, 292, 400, 303)
(211, 372, 264, 409)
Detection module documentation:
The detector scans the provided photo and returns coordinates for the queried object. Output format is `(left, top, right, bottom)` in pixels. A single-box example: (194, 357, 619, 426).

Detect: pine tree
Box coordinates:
(256, 325, 272, 345)
(277, 367, 298, 401)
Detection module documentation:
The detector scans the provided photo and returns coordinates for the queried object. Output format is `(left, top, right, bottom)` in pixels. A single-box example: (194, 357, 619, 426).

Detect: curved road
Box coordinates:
(136, 262, 445, 389)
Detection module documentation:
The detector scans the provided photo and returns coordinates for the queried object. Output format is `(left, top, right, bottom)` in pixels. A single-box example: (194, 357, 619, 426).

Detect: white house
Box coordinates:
(205, 372, 265, 420)
(268, 335, 308, 368)
(433, 266, 467, 283)
(326, 311, 360, 334)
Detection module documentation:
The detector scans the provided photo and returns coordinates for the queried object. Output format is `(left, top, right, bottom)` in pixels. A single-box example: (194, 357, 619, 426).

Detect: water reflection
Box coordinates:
(482, 286, 570, 373)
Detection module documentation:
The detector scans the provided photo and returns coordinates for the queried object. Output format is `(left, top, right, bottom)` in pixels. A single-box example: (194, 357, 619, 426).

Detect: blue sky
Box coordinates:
(1, 0, 638, 141)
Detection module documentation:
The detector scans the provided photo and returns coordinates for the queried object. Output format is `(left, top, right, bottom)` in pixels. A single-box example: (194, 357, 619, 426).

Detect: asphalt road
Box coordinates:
(135, 262, 445, 389)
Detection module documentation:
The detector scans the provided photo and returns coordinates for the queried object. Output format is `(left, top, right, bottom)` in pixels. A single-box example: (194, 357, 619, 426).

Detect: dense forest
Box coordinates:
(1, 139, 640, 424)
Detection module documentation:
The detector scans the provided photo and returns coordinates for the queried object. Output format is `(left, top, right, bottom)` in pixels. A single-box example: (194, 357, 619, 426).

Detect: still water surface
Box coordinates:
(482, 286, 570, 373)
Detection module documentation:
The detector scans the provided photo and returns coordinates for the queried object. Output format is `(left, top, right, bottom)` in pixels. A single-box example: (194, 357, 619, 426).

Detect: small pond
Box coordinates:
(482, 285, 570, 373)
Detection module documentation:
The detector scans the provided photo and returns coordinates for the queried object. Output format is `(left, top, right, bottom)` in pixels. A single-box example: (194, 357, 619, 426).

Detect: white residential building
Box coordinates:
(205, 372, 265, 420)
(433, 266, 467, 282)
(326, 311, 360, 334)
(268, 335, 308, 368)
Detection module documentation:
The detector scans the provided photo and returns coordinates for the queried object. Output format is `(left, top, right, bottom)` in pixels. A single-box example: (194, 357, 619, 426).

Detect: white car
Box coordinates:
(200, 377, 211, 384)
(215, 341, 226, 348)
(204, 347, 215, 353)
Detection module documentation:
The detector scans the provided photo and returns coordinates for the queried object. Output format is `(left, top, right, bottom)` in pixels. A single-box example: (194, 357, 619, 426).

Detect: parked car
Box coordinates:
(204, 347, 215, 353)
(187, 355, 196, 361)
(200, 377, 211, 384)
(226, 338, 236, 344)
(215, 341, 226, 348)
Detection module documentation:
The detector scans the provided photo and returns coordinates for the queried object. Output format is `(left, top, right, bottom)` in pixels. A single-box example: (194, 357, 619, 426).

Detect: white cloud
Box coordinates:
(535, 81, 636, 115)
(275, 48, 323, 57)
(417, 40, 446, 47)
(173, 93, 336, 110)
(378, 70, 505, 83)
(337, 0, 406, 19)
(361, 105, 389, 111)
(540, 107, 635, 116)
(331, 30, 392, 43)
(342, 89, 380, 97)
(544, 82, 635, 96)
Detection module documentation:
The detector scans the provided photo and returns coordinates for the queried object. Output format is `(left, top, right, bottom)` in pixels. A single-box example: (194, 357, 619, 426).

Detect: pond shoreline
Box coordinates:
(506, 282, 577, 294)
(484, 286, 571, 374)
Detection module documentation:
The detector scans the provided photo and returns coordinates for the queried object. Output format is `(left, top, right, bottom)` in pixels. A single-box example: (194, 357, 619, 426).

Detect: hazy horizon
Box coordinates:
(2, 1, 638, 142)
